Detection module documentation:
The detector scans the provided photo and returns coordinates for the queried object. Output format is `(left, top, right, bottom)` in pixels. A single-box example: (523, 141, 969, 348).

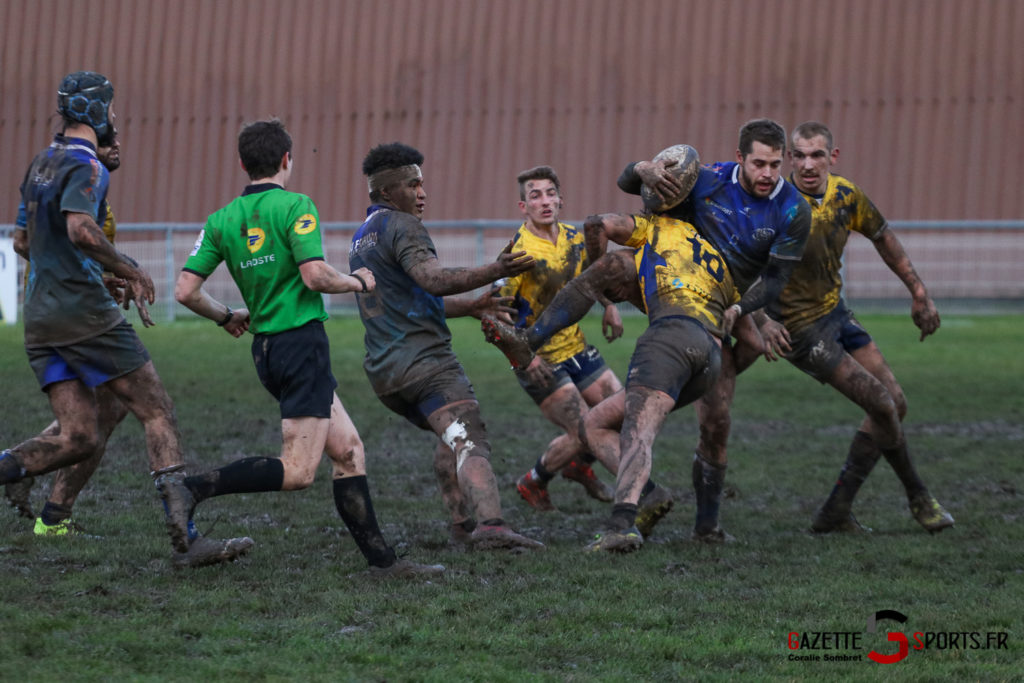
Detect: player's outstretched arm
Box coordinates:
(407, 241, 534, 297)
(873, 229, 940, 340)
(444, 290, 516, 320)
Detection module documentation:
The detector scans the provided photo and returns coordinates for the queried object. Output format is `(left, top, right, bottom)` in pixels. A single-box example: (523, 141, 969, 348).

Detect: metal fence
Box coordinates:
(2, 220, 1023, 325)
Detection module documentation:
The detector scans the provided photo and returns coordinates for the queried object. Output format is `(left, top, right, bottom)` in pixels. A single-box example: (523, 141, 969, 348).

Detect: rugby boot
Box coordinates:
(909, 492, 954, 534)
(155, 471, 197, 553)
(635, 485, 674, 537)
(561, 458, 614, 502)
(516, 470, 556, 511)
(33, 517, 101, 538)
(448, 519, 476, 549)
(811, 507, 872, 534)
(368, 558, 446, 578)
(584, 525, 643, 553)
(172, 535, 254, 569)
(469, 524, 545, 550)
(5, 477, 35, 519)
(690, 526, 737, 544)
(481, 316, 534, 369)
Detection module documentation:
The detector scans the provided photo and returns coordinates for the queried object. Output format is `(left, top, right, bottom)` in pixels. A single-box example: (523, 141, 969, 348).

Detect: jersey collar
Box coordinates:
(731, 163, 785, 200)
(241, 182, 282, 196)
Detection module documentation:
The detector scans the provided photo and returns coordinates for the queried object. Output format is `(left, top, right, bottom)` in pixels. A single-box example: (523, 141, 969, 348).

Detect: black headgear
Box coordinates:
(57, 71, 114, 138)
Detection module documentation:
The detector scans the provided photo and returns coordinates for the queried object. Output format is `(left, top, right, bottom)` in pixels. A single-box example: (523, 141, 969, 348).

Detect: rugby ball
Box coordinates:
(641, 144, 700, 212)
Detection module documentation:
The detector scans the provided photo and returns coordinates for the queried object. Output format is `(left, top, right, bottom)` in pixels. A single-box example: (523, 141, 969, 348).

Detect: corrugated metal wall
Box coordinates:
(2, 0, 1021, 224)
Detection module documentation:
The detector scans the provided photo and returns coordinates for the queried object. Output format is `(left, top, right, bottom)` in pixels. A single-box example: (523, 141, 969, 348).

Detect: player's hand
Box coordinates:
(518, 355, 554, 386)
(497, 240, 536, 276)
(721, 304, 741, 338)
(636, 159, 684, 202)
(602, 304, 623, 342)
(911, 296, 940, 341)
(350, 267, 376, 293)
(758, 318, 791, 361)
(468, 290, 516, 322)
(123, 269, 156, 327)
(103, 275, 127, 305)
(222, 308, 251, 338)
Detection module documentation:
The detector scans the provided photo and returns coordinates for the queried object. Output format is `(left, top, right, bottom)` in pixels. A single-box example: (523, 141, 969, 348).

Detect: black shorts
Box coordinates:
(516, 344, 609, 405)
(252, 320, 338, 419)
(26, 320, 150, 391)
(626, 315, 721, 411)
(785, 301, 872, 382)
(377, 359, 477, 430)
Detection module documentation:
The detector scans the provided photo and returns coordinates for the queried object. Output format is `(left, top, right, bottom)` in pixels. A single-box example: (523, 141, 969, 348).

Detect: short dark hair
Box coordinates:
(516, 165, 561, 201)
(362, 142, 424, 176)
(738, 118, 787, 157)
(791, 121, 834, 151)
(238, 119, 292, 180)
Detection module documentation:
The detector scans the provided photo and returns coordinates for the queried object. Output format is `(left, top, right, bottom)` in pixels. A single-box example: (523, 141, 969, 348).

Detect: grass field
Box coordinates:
(0, 313, 1021, 681)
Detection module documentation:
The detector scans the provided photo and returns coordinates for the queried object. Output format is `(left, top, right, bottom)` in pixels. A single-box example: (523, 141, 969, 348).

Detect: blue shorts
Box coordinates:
(252, 320, 338, 419)
(516, 344, 609, 405)
(626, 315, 721, 410)
(26, 320, 150, 391)
(784, 301, 872, 382)
(377, 359, 478, 430)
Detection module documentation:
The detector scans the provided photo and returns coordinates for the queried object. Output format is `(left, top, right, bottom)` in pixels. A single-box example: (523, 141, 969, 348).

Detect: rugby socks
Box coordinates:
(692, 453, 726, 535)
(580, 452, 598, 465)
(820, 430, 883, 516)
(185, 457, 285, 503)
(0, 449, 26, 485)
(332, 476, 397, 568)
(641, 480, 656, 497)
(609, 503, 638, 531)
(879, 440, 927, 498)
(531, 458, 555, 484)
(40, 501, 73, 526)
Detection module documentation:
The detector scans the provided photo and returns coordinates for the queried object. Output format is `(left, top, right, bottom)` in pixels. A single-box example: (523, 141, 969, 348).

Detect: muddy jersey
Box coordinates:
(499, 222, 588, 364)
(19, 134, 117, 347)
(633, 161, 810, 294)
(624, 214, 739, 338)
(349, 204, 455, 396)
(183, 183, 328, 335)
(770, 174, 887, 333)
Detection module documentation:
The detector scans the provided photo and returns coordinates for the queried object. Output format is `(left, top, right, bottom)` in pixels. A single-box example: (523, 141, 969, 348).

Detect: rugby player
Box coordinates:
(0, 71, 248, 568)
(765, 121, 952, 533)
(349, 142, 543, 551)
(176, 120, 443, 576)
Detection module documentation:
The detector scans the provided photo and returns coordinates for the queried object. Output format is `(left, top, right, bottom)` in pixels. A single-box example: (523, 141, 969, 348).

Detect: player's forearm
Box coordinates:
(68, 216, 140, 279)
(301, 260, 364, 294)
(175, 278, 229, 322)
(584, 215, 609, 263)
(616, 162, 643, 195)
(414, 263, 503, 297)
(13, 229, 29, 259)
(735, 258, 796, 315)
(875, 230, 928, 300)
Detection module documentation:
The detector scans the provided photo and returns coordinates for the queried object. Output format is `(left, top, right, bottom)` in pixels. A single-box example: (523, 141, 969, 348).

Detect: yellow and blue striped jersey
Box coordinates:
(625, 214, 739, 338)
(499, 222, 588, 364)
(772, 174, 886, 332)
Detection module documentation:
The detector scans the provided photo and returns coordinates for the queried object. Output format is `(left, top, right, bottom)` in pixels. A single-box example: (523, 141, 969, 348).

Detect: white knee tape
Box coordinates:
(442, 420, 477, 472)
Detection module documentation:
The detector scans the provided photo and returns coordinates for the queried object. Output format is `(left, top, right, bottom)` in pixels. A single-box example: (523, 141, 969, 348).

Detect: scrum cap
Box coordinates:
(57, 71, 114, 138)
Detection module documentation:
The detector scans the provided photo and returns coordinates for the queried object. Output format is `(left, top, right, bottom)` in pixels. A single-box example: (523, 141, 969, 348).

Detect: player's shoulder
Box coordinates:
(827, 173, 869, 200)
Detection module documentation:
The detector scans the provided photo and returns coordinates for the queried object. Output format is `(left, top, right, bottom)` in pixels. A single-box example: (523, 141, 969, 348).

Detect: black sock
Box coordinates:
(820, 430, 883, 516)
(641, 480, 656, 497)
(880, 440, 927, 498)
(0, 450, 25, 485)
(692, 455, 726, 535)
(185, 457, 285, 502)
(580, 452, 597, 464)
(480, 518, 505, 527)
(609, 503, 638, 531)
(332, 476, 397, 568)
(40, 501, 73, 526)
(533, 458, 555, 483)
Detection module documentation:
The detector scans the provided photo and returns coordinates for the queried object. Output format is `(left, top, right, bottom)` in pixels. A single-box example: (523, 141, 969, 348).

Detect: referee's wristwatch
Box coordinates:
(217, 306, 234, 326)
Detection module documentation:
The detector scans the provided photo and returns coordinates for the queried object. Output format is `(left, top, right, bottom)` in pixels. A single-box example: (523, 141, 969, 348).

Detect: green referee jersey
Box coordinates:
(183, 183, 328, 334)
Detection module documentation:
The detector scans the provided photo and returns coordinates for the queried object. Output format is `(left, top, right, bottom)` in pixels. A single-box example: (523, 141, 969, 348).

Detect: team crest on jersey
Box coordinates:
(247, 227, 266, 253)
(294, 213, 317, 235)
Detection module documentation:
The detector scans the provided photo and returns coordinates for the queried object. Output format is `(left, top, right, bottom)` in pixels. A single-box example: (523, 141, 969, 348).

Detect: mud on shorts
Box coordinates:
(783, 300, 872, 383)
(516, 344, 609, 405)
(252, 320, 338, 419)
(377, 358, 478, 430)
(27, 319, 150, 391)
(626, 315, 721, 411)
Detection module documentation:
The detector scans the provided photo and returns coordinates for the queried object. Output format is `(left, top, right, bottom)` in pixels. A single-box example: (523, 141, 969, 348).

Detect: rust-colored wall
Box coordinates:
(2, 0, 1021, 224)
